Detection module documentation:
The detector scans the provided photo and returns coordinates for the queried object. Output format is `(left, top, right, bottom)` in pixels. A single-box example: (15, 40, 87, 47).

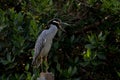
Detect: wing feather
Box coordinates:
(32, 30, 48, 65)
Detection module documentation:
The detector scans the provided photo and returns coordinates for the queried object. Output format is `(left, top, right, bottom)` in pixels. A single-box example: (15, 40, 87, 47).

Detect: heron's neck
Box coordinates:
(48, 24, 58, 38)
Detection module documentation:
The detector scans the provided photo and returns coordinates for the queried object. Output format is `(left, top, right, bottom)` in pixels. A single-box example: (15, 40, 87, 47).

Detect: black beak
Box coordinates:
(61, 22, 70, 26)
(60, 22, 70, 32)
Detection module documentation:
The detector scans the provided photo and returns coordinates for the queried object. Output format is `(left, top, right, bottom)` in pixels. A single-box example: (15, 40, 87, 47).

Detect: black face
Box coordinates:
(47, 18, 61, 28)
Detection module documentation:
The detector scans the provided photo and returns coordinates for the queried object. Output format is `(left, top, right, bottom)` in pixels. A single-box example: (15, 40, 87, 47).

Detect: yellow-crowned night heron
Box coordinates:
(32, 18, 68, 72)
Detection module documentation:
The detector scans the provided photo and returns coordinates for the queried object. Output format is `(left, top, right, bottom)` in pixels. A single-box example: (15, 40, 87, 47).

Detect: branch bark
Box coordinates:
(37, 72, 54, 80)
(74, 15, 111, 35)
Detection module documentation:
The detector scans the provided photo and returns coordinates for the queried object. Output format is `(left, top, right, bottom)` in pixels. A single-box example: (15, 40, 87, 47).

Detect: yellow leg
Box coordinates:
(45, 56, 49, 72)
(40, 56, 43, 72)
(45, 56, 47, 63)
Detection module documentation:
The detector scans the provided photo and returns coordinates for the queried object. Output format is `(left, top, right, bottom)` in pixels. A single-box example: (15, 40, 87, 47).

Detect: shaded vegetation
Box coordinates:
(0, 0, 120, 80)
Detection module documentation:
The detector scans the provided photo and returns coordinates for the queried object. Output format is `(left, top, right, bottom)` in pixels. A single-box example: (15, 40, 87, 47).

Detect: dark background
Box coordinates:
(0, 0, 120, 80)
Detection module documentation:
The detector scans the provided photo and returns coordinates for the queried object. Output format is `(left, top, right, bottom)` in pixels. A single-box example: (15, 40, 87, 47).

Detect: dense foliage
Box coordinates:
(0, 0, 120, 80)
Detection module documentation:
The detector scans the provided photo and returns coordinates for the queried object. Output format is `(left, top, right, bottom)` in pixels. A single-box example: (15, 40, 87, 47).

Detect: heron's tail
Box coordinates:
(32, 58, 36, 66)
(32, 57, 41, 68)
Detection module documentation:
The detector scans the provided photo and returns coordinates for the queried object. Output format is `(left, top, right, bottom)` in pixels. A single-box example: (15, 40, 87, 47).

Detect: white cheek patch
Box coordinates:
(53, 21, 59, 24)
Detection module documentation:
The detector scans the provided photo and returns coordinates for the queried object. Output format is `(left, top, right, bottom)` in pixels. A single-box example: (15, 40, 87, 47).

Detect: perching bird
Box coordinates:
(32, 18, 69, 72)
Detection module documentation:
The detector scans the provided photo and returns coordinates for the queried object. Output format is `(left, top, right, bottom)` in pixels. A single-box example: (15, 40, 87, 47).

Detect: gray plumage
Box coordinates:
(32, 18, 69, 70)
(32, 24, 58, 67)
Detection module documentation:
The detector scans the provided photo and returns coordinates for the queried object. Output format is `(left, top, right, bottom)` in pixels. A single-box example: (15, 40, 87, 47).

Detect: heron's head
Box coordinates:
(47, 18, 69, 32)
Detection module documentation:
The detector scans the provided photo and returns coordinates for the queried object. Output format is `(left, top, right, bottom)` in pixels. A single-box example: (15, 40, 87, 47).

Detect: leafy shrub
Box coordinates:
(0, 0, 120, 80)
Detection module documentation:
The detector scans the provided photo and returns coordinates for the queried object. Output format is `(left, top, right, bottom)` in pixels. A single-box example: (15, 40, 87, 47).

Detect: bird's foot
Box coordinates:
(45, 69, 49, 73)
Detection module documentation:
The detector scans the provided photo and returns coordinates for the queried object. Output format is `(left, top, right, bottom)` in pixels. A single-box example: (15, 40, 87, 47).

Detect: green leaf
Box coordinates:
(75, 57, 79, 63)
(57, 63, 61, 73)
(0, 59, 9, 65)
(98, 32, 103, 39)
(87, 34, 96, 45)
(71, 35, 75, 43)
(25, 64, 29, 71)
(86, 48, 91, 59)
(53, 42, 59, 50)
(117, 71, 120, 77)
(80, 61, 89, 67)
(6, 63, 17, 70)
(85, 44, 95, 49)
(97, 53, 106, 60)
(72, 66, 77, 76)
(7, 53, 11, 62)
(58, 30, 62, 37)
(68, 66, 72, 75)
(26, 72, 32, 80)
(0, 25, 7, 32)
(31, 49, 35, 56)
